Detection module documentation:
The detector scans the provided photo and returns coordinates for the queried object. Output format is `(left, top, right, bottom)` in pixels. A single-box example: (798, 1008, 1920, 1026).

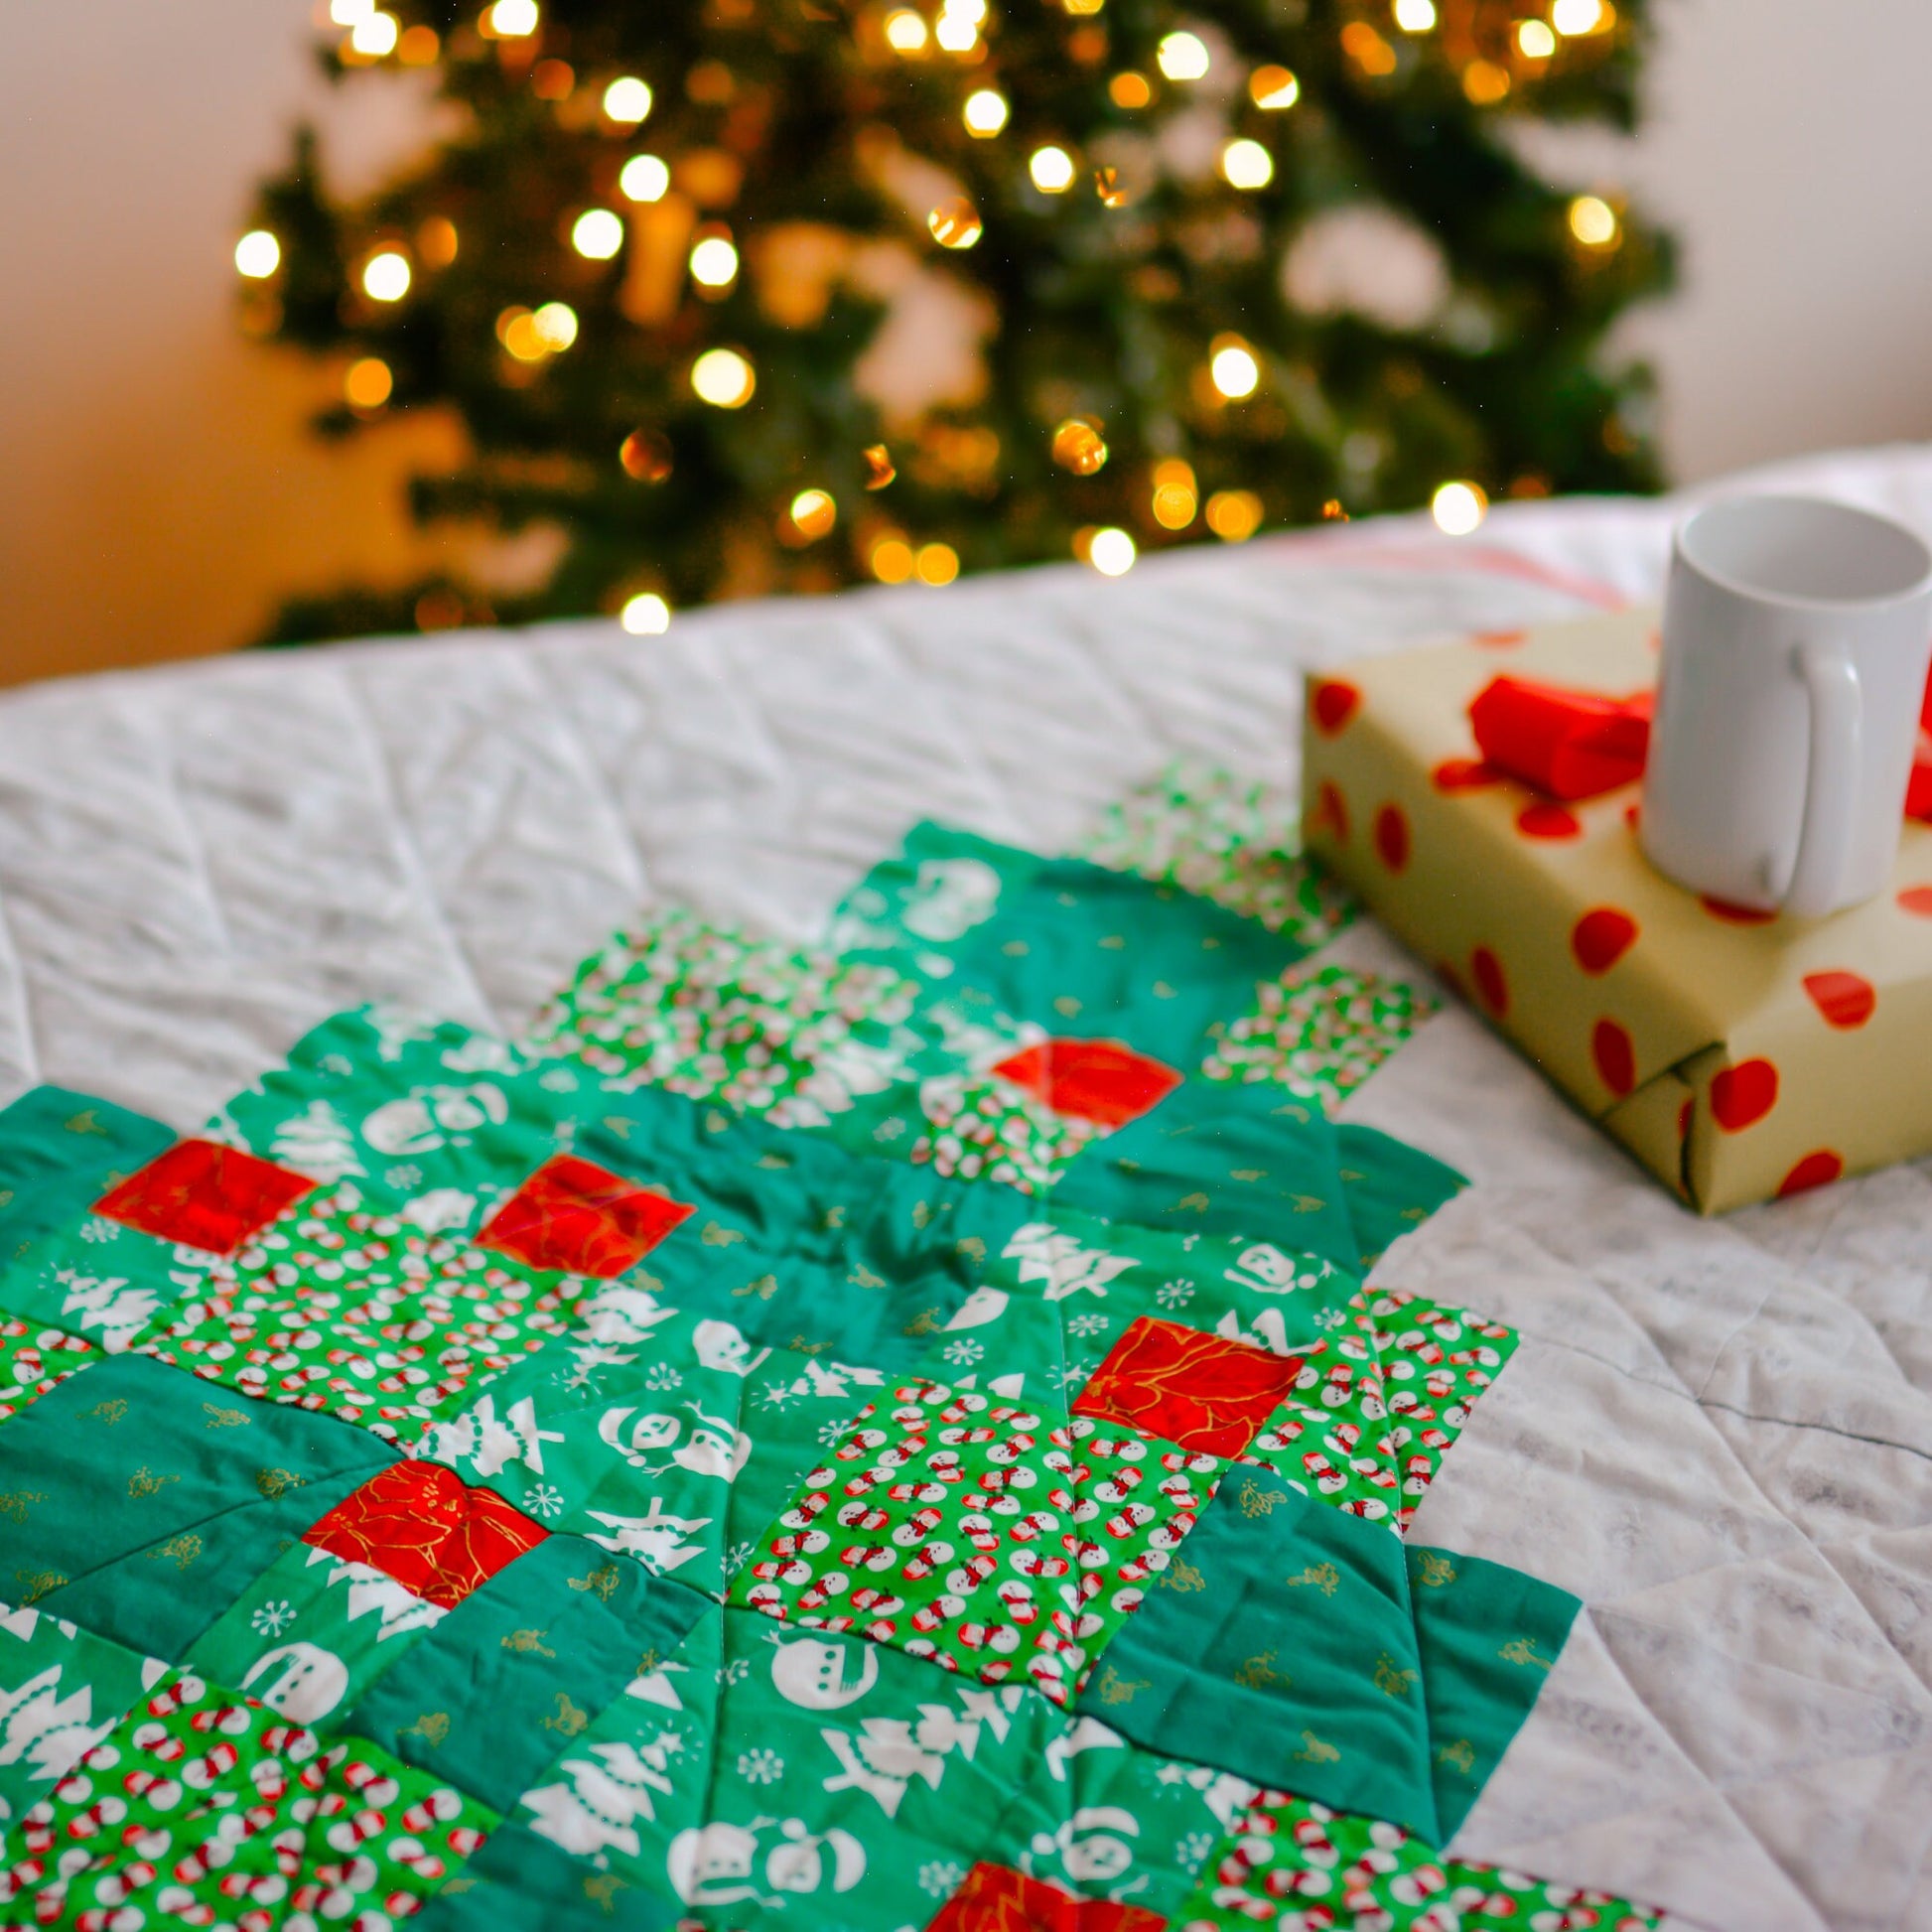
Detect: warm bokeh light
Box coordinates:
(1249, 65, 1300, 108)
(603, 76, 653, 122)
(934, 13, 977, 52)
(531, 58, 574, 99)
(884, 9, 929, 53)
(1209, 338, 1260, 399)
(620, 427, 673, 482)
(1394, 0, 1437, 29)
(1432, 480, 1488, 535)
(532, 301, 578, 349)
(1341, 21, 1398, 75)
(1569, 194, 1620, 246)
(1151, 459, 1197, 529)
(572, 208, 624, 260)
(1516, 18, 1557, 56)
(915, 542, 960, 586)
(398, 24, 440, 62)
(1087, 527, 1136, 576)
(344, 357, 393, 409)
(1030, 146, 1076, 193)
(1221, 139, 1273, 190)
(1205, 489, 1263, 540)
(689, 234, 740, 286)
(331, 0, 373, 22)
(488, 0, 538, 35)
(417, 215, 458, 266)
(1050, 419, 1108, 476)
(1462, 59, 1510, 102)
(361, 250, 412, 302)
(621, 593, 671, 635)
(234, 230, 280, 279)
(963, 88, 1009, 136)
(928, 198, 983, 248)
(864, 445, 897, 488)
(871, 536, 914, 583)
(789, 488, 837, 540)
(350, 12, 399, 55)
(1157, 31, 1209, 79)
(620, 154, 671, 203)
(692, 346, 756, 407)
(498, 307, 544, 360)
(1109, 71, 1152, 108)
(1552, 0, 1604, 32)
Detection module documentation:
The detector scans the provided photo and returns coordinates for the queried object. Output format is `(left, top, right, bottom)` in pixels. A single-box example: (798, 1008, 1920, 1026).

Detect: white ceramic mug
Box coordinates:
(1641, 493, 1932, 917)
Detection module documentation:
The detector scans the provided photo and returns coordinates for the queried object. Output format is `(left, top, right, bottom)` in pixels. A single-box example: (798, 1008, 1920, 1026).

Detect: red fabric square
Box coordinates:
(303, 1459, 547, 1608)
(1073, 1315, 1306, 1457)
(925, 1863, 1165, 1932)
(93, 1138, 317, 1256)
(989, 1038, 1182, 1129)
(475, 1155, 694, 1278)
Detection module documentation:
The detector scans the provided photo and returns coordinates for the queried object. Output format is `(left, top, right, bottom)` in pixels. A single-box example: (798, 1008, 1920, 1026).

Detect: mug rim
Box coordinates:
(1675, 491, 1932, 613)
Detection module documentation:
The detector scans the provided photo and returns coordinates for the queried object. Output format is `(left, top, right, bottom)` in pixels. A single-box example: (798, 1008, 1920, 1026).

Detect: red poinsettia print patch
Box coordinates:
(989, 1039, 1182, 1129)
(94, 1139, 317, 1256)
(476, 1154, 695, 1278)
(304, 1458, 546, 1607)
(925, 1861, 1166, 1931)
(1074, 1315, 1306, 1458)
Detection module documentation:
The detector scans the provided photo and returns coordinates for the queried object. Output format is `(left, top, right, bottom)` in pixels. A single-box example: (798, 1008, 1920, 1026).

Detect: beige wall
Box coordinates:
(3, 1, 1929, 687)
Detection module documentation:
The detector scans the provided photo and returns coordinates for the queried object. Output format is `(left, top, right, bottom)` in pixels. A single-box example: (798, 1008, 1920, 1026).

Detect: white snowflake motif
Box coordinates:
(77, 1217, 119, 1245)
(524, 1483, 566, 1519)
(383, 1164, 423, 1190)
(918, 1859, 967, 1898)
(1176, 1829, 1214, 1871)
(759, 1381, 801, 1411)
(250, 1599, 296, 1638)
(1314, 1307, 1349, 1330)
(1066, 1312, 1111, 1339)
(942, 1337, 985, 1369)
(716, 1657, 751, 1687)
(642, 1363, 684, 1391)
(736, 1746, 784, 1786)
(1156, 1279, 1194, 1310)
(817, 1416, 856, 1450)
(1058, 1356, 1098, 1395)
(722, 1539, 755, 1580)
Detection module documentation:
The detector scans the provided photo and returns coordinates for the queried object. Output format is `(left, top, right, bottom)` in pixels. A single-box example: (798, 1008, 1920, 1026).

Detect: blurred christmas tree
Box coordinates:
(241, 0, 1673, 641)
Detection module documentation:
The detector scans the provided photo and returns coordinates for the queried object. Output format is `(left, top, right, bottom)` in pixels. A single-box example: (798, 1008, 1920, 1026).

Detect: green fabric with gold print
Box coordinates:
(0, 1084, 175, 1266)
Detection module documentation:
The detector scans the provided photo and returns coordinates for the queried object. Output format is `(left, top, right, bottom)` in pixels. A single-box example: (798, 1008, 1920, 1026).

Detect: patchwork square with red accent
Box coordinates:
(93, 1138, 317, 1256)
(925, 1860, 1167, 1931)
(989, 1038, 1182, 1129)
(1074, 1315, 1307, 1457)
(475, 1154, 695, 1278)
(304, 1458, 547, 1607)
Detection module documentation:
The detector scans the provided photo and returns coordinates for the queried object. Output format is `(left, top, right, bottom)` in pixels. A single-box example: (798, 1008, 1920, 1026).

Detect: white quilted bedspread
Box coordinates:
(6, 444, 1931, 1931)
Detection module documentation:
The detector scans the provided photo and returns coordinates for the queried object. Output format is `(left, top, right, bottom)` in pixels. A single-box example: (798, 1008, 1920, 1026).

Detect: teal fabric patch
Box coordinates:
(1076, 1462, 1576, 1844)
(0, 1351, 392, 1660)
(409, 1819, 683, 1931)
(342, 1532, 708, 1814)
(0, 1085, 175, 1270)
(1337, 1122, 1466, 1270)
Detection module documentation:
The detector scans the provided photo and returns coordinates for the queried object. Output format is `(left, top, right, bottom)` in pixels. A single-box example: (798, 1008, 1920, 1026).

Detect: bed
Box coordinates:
(0, 442, 1926, 1932)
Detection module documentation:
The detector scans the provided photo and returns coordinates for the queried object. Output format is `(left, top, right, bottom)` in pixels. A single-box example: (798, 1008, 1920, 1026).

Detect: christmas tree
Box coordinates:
(241, 0, 1672, 642)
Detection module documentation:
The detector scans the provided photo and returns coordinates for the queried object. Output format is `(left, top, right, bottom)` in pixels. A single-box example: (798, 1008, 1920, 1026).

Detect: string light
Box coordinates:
(531, 58, 574, 98)
(1516, 18, 1557, 56)
(603, 76, 652, 122)
(789, 489, 837, 539)
(1568, 194, 1619, 246)
(1205, 489, 1263, 540)
(692, 346, 756, 406)
(871, 535, 914, 582)
(234, 231, 280, 278)
(1432, 480, 1487, 534)
(1209, 337, 1260, 399)
(1393, 0, 1436, 29)
(330, 0, 373, 22)
(1249, 65, 1299, 108)
(532, 301, 577, 349)
(915, 542, 960, 586)
(1086, 527, 1136, 576)
(398, 25, 439, 63)
(621, 155, 671, 202)
(1341, 22, 1398, 75)
(1463, 59, 1510, 102)
(963, 88, 1009, 136)
(621, 592, 671, 634)
(488, 0, 538, 35)
(345, 357, 393, 409)
(1221, 139, 1273, 190)
(572, 208, 624, 259)
(1152, 460, 1197, 529)
(864, 445, 897, 488)
(620, 427, 673, 482)
(928, 199, 983, 248)
(361, 251, 412, 302)
(498, 308, 547, 360)
(350, 12, 399, 55)
(1030, 146, 1075, 193)
(1050, 419, 1107, 475)
(1156, 31, 1209, 79)
(690, 233, 740, 287)
(934, 12, 977, 52)
(1109, 71, 1152, 108)
(417, 215, 458, 266)
(884, 10, 929, 53)
(1551, 0, 1603, 32)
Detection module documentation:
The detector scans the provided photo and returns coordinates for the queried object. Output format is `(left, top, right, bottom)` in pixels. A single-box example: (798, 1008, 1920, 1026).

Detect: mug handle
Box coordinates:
(1783, 640, 1863, 918)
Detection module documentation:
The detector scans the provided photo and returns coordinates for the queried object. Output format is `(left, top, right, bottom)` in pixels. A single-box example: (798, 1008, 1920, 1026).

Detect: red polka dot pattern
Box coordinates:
(1432, 758, 1501, 792)
(1777, 1150, 1845, 1198)
(1710, 1058, 1778, 1133)
(1312, 779, 1350, 843)
(1700, 895, 1776, 926)
(1311, 680, 1361, 736)
(1373, 803, 1410, 872)
(1801, 971, 1877, 1030)
(1470, 946, 1508, 1017)
(1518, 802, 1583, 840)
(1898, 886, 1932, 917)
(1572, 907, 1638, 974)
(1591, 1019, 1635, 1097)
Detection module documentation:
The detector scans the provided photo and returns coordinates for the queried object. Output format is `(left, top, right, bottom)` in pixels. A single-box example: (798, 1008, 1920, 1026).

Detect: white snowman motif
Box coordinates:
(766, 1633, 880, 1713)
(242, 1642, 350, 1724)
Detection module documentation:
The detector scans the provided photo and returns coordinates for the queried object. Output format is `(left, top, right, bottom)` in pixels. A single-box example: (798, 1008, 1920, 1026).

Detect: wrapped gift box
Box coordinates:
(1301, 611, 1932, 1212)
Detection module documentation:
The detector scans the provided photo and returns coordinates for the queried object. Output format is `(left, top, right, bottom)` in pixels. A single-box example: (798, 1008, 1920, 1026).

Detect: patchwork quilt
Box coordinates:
(0, 443, 1928, 1932)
